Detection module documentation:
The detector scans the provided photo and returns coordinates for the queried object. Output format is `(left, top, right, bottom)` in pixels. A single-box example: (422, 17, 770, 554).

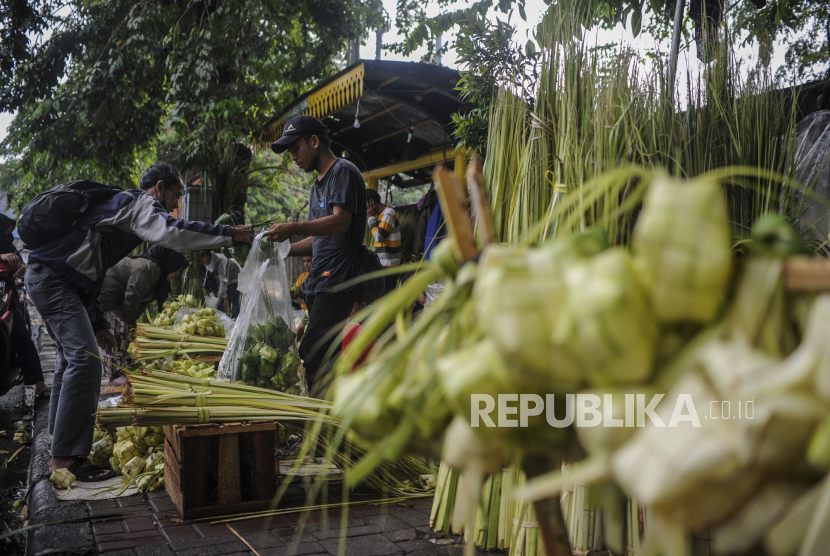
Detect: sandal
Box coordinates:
(65, 457, 118, 482)
(35, 389, 51, 400)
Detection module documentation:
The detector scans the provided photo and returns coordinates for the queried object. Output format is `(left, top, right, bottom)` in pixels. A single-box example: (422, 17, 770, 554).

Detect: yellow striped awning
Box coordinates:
(257, 63, 364, 147)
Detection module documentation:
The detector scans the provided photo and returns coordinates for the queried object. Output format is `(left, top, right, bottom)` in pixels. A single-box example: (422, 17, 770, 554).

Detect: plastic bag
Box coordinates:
(218, 233, 306, 394)
(788, 110, 830, 252)
(175, 307, 235, 338)
(424, 280, 446, 307)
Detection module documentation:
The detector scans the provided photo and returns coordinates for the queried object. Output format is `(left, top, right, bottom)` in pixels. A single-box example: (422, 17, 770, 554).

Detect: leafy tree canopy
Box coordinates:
(0, 0, 383, 213)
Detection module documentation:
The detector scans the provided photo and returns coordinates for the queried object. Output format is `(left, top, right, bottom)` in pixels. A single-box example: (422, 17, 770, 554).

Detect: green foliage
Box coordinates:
(0, 0, 371, 214)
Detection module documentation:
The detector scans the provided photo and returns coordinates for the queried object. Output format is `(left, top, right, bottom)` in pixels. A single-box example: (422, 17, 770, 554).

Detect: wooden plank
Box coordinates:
(247, 430, 277, 502)
(164, 425, 181, 459)
(217, 434, 242, 506)
(433, 165, 479, 262)
(176, 422, 276, 438)
(181, 435, 211, 508)
(785, 258, 830, 291)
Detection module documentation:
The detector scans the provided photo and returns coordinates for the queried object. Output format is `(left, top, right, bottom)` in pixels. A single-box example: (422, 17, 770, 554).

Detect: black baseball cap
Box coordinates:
(270, 115, 329, 153)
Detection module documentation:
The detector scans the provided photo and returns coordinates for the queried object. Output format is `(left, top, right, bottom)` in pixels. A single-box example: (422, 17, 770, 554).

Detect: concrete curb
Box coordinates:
(25, 318, 96, 556)
(26, 396, 96, 556)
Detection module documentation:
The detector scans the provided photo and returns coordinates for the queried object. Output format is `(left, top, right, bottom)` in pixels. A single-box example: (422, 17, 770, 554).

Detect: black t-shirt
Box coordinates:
(302, 159, 367, 295)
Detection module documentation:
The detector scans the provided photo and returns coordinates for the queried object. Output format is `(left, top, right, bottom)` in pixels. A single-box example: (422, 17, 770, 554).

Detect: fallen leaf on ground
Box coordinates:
(396, 502, 415, 508)
(0, 450, 8, 454)
(170, 517, 185, 523)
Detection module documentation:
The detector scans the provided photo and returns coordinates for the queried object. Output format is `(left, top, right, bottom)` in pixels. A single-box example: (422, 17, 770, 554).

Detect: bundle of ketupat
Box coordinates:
(323, 166, 830, 556)
(152, 294, 200, 327)
(167, 355, 216, 379)
(237, 315, 301, 393)
(173, 308, 225, 337)
(107, 425, 167, 493)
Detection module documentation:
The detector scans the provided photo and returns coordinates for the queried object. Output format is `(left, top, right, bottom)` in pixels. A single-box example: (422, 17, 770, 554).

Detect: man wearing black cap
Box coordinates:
(265, 115, 366, 392)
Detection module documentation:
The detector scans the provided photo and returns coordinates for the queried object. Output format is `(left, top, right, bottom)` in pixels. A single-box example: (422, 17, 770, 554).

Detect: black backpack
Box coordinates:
(18, 180, 124, 249)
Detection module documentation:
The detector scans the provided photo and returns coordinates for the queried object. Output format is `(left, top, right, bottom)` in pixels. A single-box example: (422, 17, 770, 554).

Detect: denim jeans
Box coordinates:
(25, 264, 101, 457)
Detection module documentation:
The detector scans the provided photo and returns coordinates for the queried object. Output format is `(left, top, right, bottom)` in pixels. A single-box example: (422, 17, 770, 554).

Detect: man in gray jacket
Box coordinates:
(25, 162, 253, 481)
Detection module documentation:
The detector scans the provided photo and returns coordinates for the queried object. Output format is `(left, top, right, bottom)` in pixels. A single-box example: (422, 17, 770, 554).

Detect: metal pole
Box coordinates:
(668, 0, 686, 103)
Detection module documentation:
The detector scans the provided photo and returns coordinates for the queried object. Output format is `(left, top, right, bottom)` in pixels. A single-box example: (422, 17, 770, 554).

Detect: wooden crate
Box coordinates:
(163, 421, 279, 519)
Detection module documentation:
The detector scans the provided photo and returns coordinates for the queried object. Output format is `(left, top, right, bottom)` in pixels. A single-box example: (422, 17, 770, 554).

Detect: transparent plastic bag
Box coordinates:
(218, 234, 306, 394)
(424, 280, 446, 307)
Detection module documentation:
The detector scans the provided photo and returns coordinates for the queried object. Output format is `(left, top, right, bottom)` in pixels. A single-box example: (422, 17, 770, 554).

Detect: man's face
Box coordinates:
(288, 136, 319, 174)
(303, 256, 312, 272)
(160, 180, 184, 213)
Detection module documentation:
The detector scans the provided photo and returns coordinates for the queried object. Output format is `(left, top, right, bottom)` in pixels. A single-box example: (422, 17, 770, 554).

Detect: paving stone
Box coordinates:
(119, 496, 151, 507)
(177, 541, 251, 556)
(394, 540, 441, 553)
(383, 528, 418, 542)
(230, 529, 281, 549)
(389, 510, 430, 528)
(312, 525, 378, 540)
(410, 499, 434, 511)
(319, 534, 403, 556)
(361, 513, 411, 532)
(170, 533, 242, 551)
(96, 529, 164, 543)
(257, 542, 326, 556)
(272, 527, 318, 544)
(146, 490, 169, 499)
(161, 525, 200, 542)
(194, 522, 238, 537)
(350, 505, 407, 517)
(134, 544, 176, 556)
(94, 520, 126, 535)
(231, 515, 295, 531)
(99, 534, 165, 552)
(125, 516, 159, 532)
(301, 518, 364, 533)
(150, 497, 179, 512)
(89, 499, 120, 509)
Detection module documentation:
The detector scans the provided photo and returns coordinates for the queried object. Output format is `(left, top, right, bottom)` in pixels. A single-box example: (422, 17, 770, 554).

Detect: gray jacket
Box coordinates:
(98, 257, 161, 324)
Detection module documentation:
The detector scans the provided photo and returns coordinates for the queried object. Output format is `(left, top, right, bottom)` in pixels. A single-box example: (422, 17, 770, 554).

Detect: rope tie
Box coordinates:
(195, 393, 208, 407)
(196, 407, 209, 423)
(200, 379, 212, 387)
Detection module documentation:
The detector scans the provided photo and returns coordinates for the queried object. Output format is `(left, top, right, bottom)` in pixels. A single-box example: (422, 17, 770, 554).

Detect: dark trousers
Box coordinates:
(26, 264, 101, 457)
(10, 294, 44, 385)
(227, 282, 240, 318)
(300, 288, 360, 395)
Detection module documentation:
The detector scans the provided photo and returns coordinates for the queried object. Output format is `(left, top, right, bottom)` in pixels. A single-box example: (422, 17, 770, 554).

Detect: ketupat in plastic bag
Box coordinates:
(218, 233, 305, 393)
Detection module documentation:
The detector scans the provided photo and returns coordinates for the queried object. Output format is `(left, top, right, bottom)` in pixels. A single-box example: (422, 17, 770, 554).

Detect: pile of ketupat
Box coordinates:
(50, 425, 166, 493)
(173, 307, 225, 337)
(151, 294, 201, 327)
(328, 166, 830, 556)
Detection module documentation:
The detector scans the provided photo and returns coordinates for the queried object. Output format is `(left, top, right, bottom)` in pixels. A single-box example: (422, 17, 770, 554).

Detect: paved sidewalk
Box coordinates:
(24, 307, 477, 556)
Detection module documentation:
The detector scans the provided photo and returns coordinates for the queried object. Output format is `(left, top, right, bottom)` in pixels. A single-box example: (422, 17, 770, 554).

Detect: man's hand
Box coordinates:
(232, 225, 254, 244)
(14, 265, 26, 280)
(95, 329, 117, 354)
(1, 253, 20, 266)
(366, 202, 377, 219)
(265, 222, 296, 243)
